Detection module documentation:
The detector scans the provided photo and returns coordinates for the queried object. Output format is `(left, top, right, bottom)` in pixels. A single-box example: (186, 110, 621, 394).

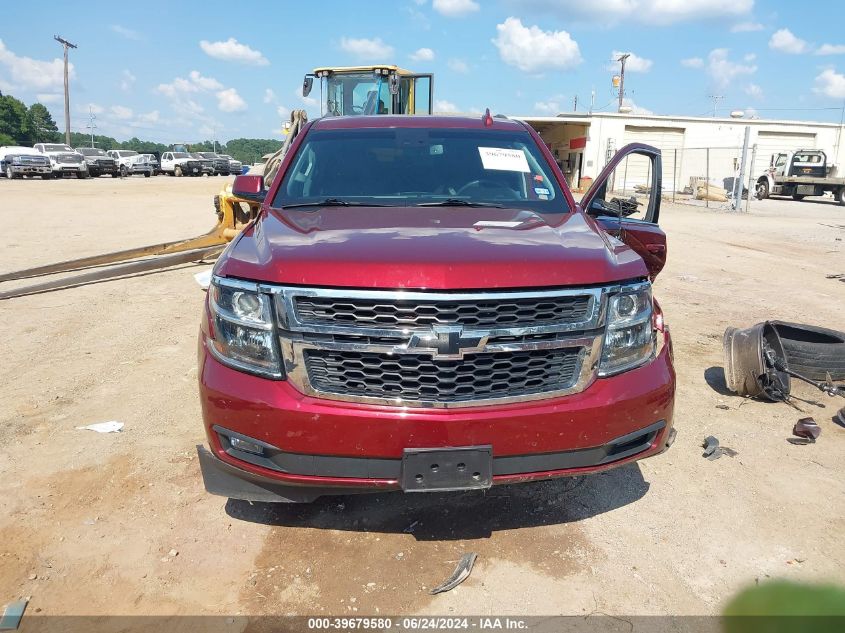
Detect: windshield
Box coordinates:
(44, 144, 73, 152)
(77, 148, 106, 156)
(172, 152, 190, 159)
(325, 72, 391, 116)
(117, 151, 138, 157)
(274, 127, 568, 212)
(199, 152, 217, 158)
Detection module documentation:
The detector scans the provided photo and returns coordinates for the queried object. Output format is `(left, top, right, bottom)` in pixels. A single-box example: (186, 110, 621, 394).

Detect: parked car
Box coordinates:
(33, 143, 89, 178)
(190, 152, 215, 176)
(197, 152, 230, 175)
(197, 114, 675, 504)
(140, 153, 161, 175)
(160, 151, 202, 177)
(0, 146, 52, 179)
(218, 154, 242, 176)
(75, 147, 119, 177)
(107, 150, 153, 177)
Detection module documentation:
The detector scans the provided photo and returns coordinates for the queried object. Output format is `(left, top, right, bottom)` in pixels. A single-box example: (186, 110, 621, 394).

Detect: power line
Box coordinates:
(708, 94, 724, 118)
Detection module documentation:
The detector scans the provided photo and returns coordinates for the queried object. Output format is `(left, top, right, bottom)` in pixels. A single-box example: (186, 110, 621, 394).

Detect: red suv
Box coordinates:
(197, 114, 675, 503)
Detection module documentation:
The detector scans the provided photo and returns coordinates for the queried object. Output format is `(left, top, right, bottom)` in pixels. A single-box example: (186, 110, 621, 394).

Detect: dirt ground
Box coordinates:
(0, 176, 843, 619)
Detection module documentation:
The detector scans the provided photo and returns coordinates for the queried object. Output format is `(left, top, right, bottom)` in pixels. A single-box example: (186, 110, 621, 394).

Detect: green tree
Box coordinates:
(69, 131, 120, 150)
(225, 138, 282, 165)
(28, 103, 60, 143)
(0, 94, 32, 145)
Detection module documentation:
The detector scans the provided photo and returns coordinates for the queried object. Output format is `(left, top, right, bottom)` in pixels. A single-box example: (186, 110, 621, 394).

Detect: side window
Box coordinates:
(584, 148, 661, 224)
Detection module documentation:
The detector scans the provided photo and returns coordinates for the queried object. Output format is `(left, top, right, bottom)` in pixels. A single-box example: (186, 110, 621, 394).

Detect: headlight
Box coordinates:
(598, 282, 655, 376)
(207, 280, 283, 379)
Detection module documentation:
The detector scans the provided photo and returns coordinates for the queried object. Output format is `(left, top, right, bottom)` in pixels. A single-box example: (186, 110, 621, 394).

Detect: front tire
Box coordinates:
(120, 165, 128, 178)
(6, 166, 17, 180)
(755, 179, 769, 200)
(837, 188, 845, 206)
(144, 170, 151, 178)
(175, 165, 183, 177)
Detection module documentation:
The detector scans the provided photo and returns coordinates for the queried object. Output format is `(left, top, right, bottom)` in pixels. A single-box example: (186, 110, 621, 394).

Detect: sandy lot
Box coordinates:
(0, 176, 843, 619)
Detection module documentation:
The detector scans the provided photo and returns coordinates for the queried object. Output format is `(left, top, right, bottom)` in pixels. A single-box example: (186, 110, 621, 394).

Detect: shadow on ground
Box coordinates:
(225, 462, 648, 540)
(704, 366, 734, 397)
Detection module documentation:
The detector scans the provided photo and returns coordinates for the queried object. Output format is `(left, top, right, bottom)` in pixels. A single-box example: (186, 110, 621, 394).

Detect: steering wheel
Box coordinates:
(456, 179, 512, 196)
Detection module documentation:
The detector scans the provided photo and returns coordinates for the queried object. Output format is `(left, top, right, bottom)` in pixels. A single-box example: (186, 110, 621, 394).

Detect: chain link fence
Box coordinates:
(664, 145, 757, 211)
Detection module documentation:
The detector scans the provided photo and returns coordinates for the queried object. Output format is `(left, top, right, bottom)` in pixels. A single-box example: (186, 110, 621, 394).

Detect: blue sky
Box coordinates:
(2, 0, 845, 143)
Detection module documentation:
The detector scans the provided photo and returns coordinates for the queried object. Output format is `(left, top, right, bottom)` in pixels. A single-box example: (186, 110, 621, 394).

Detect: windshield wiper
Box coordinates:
(280, 198, 390, 209)
(416, 198, 503, 208)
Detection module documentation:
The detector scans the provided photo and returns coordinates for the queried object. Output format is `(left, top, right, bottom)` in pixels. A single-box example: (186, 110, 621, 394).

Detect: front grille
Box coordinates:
(20, 156, 48, 166)
(305, 347, 582, 404)
(294, 295, 592, 329)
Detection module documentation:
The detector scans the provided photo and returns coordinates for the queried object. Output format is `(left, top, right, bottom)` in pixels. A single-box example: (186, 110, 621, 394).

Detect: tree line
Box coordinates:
(0, 91, 282, 165)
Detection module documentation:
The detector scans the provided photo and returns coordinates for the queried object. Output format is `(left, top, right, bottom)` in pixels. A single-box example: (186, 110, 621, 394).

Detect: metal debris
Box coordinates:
(834, 407, 845, 428)
(792, 418, 821, 443)
(430, 553, 477, 595)
(76, 421, 123, 433)
(0, 599, 28, 631)
(702, 436, 738, 460)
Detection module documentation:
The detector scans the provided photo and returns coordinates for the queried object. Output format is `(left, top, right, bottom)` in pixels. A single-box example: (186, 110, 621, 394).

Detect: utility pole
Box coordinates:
(616, 53, 630, 113)
(86, 106, 97, 147)
(54, 35, 77, 146)
(573, 95, 578, 112)
(708, 94, 724, 118)
(590, 88, 595, 114)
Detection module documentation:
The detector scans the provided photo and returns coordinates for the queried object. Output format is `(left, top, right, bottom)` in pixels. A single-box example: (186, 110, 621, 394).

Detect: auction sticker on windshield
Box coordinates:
(478, 147, 530, 172)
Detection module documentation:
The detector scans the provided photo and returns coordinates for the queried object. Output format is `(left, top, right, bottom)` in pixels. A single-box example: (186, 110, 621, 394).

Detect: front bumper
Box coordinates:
(9, 164, 51, 175)
(52, 164, 87, 174)
(123, 164, 151, 174)
(198, 329, 676, 502)
(88, 162, 118, 174)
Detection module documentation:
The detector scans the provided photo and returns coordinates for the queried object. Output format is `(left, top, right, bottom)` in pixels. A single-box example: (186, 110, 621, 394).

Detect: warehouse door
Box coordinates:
(623, 126, 685, 193)
(754, 131, 816, 176)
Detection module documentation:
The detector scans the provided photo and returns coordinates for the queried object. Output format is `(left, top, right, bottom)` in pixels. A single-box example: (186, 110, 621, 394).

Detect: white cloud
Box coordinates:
(814, 68, 845, 99)
(85, 103, 105, 115)
(745, 83, 763, 99)
(0, 39, 72, 91)
(120, 69, 136, 92)
(521, 0, 753, 26)
(744, 53, 757, 62)
(769, 29, 808, 54)
(817, 44, 845, 56)
(264, 88, 276, 103)
(434, 99, 459, 113)
(410, 47, 435, 62)
(110, 105, 133, 120)
(156, 71, 223, 97)
(432, 0, 479, 17)
(36, 93, 61, 104)
(621, 98, 652, 115)
(217, 88, 247, 112)
(707, 48, 757, 90)
(199, 38, 269, 66)
(447, 58, 470, 73)
(681, 57, 704, 68)
(339, 37, 394, 60)
(534, 100, 561, 115)
(731, 21, 764, 32)
(277, 105, 291, 119)
(110, 24, 141, 40)
(136, 110, 159, 125)
(608, 50, 652, 73)
(492, 17, 582, 73)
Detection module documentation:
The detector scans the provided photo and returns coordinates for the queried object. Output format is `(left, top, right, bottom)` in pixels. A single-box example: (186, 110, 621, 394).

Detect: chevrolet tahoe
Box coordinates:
(197, 114, 676, 503)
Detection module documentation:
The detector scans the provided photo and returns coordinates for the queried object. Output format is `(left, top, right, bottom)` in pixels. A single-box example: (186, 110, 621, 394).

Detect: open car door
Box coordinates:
(579, 143, 667, 279)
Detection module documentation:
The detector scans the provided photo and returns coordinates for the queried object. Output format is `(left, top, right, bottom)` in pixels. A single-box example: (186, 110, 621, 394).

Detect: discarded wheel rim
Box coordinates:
(723, 322, 790, 400)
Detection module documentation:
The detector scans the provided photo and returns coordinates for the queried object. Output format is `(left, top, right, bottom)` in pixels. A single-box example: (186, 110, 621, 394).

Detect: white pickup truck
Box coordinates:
(107, 150, 153, 177)
(33, 143, 89, 178)
(160, 151, 203, 177)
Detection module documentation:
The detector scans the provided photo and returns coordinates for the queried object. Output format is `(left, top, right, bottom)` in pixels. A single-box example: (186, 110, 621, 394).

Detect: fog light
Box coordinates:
(230, 436, 264, 456)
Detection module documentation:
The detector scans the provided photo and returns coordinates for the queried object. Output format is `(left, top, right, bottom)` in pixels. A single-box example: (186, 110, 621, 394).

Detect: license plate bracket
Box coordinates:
(401, 446, 492, 492)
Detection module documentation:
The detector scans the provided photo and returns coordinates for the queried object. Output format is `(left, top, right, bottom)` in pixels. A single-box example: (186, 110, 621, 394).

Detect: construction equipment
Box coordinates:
(302, 65, 433, 117)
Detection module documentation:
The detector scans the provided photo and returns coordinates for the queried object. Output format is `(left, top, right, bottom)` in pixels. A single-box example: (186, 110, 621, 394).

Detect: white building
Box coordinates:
(519, 112, 845, 193)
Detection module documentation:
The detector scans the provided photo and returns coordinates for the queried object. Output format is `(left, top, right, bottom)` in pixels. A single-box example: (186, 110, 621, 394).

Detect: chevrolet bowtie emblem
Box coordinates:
(402, 325, 489, 359)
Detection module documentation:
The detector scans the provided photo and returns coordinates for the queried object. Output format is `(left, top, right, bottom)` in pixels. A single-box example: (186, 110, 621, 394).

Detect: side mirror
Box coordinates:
(232, 175, 266, 203)
(302, 75, 314, 98)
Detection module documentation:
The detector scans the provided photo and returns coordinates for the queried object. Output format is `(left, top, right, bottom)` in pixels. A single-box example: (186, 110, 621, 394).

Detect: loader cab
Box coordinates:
(302, 66, 433, 117)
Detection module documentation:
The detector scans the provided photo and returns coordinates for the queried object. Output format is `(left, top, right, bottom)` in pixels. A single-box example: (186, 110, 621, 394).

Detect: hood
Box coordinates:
(219, 206, 648, 290)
